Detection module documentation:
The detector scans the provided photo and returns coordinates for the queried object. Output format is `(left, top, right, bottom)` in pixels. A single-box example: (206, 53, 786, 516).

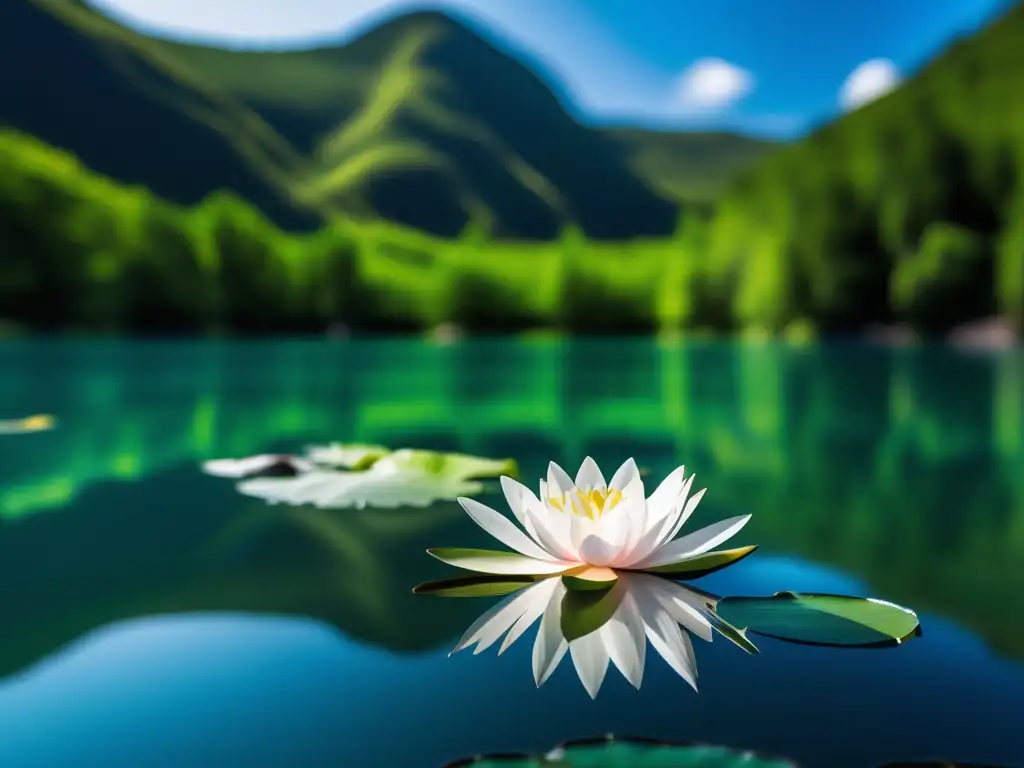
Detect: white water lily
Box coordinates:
(428, 457, 753, 583)
(204, 446, 517, 510)
(451, 571, 714, 697)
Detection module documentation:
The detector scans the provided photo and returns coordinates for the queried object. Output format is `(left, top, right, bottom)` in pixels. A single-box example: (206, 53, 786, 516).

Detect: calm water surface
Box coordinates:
(0, 339, 1022, 768)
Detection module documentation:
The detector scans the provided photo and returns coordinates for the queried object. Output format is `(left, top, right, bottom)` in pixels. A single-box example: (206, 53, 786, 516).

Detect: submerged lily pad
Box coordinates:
(713, 592, 922, 648)
(444, 736, 799, 767)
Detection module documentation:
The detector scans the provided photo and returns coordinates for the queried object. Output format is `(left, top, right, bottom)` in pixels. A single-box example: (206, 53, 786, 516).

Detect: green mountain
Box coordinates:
(0, 0, 767, 239)
(2, 1, 1022, 334)
(700, 2, 1024, 333)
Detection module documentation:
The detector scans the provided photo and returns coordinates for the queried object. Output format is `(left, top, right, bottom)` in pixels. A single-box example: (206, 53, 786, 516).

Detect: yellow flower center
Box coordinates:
(548, 487, 624, 519)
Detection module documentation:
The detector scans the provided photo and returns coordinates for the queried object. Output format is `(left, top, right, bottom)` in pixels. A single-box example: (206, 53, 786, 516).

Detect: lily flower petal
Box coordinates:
(427, 548, 574, 575)
(452, 578, 561, 655)
(574, 504, 632, 567)
(547, 461, 576, 497)
(500, 476, 577, 561)
(569, 629, 611, 699)
(640, 604, 698, 691)
(644, 464, 688, 523)
(607, 457, 641, 492)
(632, 515, 753, 570)
(457, 497, 561, 562)
(637, 574, 714, 641)
(617, 474, 695, 566)
(533, 579, 570, 686)
(496, 577, 563, 654)
(601, 587, 647, 689)
(653, 486, 708, 552)
(574, 456, 606, 492)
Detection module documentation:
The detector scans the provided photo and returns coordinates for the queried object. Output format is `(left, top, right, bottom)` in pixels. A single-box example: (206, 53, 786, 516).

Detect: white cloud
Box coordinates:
(674, 58, 754, 112)
(839, 58, 901, 111)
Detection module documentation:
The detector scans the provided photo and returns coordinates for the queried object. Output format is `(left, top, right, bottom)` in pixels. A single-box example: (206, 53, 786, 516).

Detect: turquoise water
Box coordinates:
(0, 339, 1022, 768)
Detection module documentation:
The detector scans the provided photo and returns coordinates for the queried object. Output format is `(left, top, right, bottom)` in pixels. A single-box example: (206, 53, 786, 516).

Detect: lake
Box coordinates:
(0, 338, 1021, 768)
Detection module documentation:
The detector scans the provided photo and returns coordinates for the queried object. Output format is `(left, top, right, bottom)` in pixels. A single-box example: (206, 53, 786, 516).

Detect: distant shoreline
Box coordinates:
(1, 319, 1019, 351)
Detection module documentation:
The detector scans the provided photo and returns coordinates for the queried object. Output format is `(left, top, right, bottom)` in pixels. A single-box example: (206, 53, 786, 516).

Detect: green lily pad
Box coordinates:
(443, 736, 799, 767)
(236, 449, 518, 510)
(644, 546, 759, 578)
(560, 582, 625, 642)
(412, 574, 540, 598)
(382, 449, 519, 481)
(713, 592, 922, 648)
(305, 443, 391, 470)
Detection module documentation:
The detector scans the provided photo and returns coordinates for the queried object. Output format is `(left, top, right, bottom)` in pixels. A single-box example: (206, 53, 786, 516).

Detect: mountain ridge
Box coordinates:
(0, 1, 772, 238)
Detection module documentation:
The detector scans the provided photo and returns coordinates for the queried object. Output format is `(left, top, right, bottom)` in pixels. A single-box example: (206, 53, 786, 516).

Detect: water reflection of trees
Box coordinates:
(0, 467, 489, 678)
(0, 339, 1021, 654)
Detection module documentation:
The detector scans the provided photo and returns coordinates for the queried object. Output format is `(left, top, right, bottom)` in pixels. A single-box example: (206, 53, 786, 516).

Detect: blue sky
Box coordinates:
(86, 0, 1014, 138)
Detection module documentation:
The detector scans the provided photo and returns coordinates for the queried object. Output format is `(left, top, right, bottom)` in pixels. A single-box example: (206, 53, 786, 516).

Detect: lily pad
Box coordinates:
(235, 449, 518, 510)
(713, 592, 922, 648)
(382, 449, 518, 482)
(443, 736, 799, 767)
(412, 574, 541, 598)
(305, 443, 390, 470)
(644, 546, 758, 578)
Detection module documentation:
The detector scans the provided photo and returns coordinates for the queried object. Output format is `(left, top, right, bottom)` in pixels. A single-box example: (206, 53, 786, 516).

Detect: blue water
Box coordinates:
(0, 339, 1021, 767)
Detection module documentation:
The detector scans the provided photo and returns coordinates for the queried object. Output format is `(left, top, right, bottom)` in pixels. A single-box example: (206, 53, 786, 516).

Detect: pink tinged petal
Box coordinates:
(502, 477, 578, 561)
(457, 497, 561, 562)
(532, 579, 569, 686)
(427, 548, 573, 575)
(601, 589, 647, 689)
(569, 630, 611, 699)
(574, 456, 607, 492)
(634, 515, 753, 570)
(547, 462, 576, 496)
(608, 458, 641, 492)
(498, 577, 562, 655)
(644, 464, 687, 522)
